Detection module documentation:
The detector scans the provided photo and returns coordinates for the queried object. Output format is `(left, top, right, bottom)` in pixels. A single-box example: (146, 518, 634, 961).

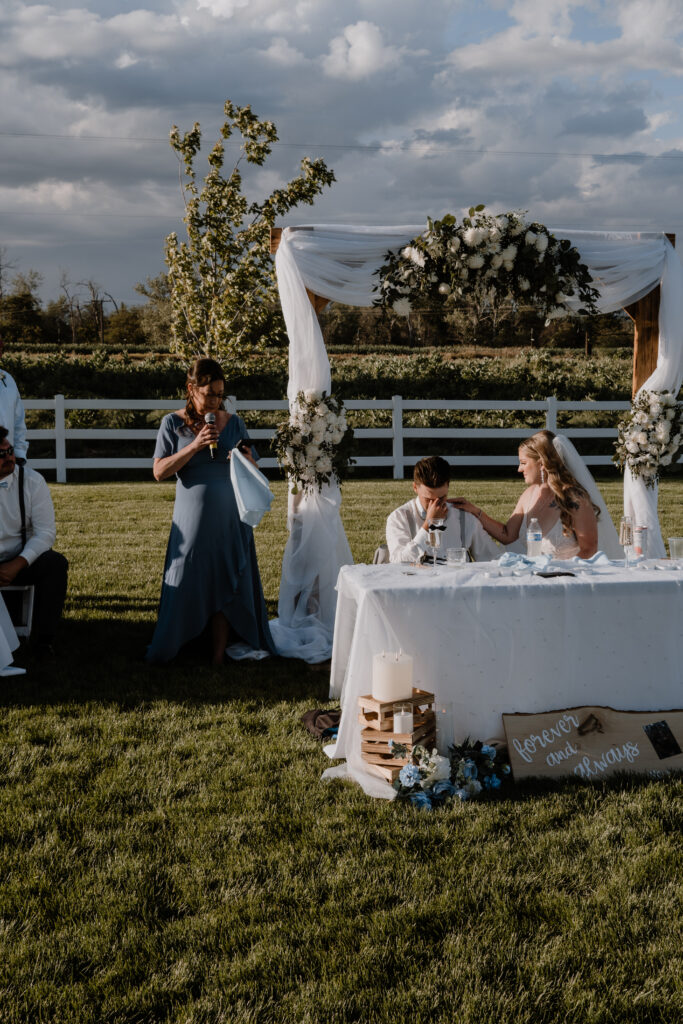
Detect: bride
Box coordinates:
(452, 430, 620, 560)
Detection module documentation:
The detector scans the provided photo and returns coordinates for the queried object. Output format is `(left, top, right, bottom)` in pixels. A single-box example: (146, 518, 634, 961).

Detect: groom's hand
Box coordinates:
(423, 496, 448, 529)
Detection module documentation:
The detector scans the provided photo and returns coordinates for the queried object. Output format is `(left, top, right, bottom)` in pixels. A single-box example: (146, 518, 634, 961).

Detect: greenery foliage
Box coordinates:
(165, 99, 335, 365)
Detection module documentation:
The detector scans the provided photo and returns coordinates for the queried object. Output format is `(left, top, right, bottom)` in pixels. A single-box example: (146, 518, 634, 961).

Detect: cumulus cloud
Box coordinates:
(322, 21, 402, 79)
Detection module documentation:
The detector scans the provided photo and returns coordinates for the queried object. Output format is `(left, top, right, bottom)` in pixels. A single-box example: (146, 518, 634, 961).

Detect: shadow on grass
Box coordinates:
(0, 616, 332, 710)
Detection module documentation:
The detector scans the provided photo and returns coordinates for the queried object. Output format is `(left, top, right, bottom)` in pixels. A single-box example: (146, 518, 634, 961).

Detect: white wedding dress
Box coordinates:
(519, 513, 580, 559)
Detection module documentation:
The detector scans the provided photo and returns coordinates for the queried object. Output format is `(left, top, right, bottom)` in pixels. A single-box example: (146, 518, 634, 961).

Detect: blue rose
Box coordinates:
(399, 763, 422, 788)
(483, 773, 502, 790)
(480, 744, 497, 760)
(461, 758, 478, 780)
(456, 787, 470, 801)
(409, 791, 432, 810)
(430, 779, 456, 800)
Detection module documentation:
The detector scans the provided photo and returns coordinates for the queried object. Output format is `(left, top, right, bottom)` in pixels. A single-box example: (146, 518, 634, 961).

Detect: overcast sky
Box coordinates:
(2, 0, 683, 307)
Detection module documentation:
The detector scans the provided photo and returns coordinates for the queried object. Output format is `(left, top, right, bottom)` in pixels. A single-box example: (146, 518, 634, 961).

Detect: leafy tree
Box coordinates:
(134, 273, 173, 351)
(165, 99, 335, 365)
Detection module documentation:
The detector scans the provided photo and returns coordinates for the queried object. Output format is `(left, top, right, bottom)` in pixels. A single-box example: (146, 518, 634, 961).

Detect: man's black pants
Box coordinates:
(10, 550, 68, 645)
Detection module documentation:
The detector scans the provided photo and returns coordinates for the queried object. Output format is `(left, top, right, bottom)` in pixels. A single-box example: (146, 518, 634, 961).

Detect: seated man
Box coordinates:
(0, 427, 68, 655)
(386, 455, 498, 563)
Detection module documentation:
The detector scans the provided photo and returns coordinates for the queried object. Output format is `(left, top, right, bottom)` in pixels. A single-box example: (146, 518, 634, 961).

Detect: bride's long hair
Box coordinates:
(519, 430, 600, 535)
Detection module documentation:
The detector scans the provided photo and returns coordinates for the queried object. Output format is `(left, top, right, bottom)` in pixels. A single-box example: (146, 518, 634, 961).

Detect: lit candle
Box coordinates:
(393, 703, 414, 734)
(372, 650, 414, 703)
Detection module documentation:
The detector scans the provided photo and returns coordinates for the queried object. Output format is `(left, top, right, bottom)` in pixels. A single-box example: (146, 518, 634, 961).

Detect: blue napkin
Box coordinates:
(498, 551, 551, 570)
(229, 447, 274, 527)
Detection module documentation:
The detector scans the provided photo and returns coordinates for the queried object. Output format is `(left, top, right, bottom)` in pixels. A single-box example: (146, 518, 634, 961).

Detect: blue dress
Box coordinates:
(146, 413, 276, 663)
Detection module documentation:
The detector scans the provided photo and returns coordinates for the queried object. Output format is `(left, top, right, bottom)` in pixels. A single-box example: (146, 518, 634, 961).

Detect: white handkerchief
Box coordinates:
(230, 447, 274, 527)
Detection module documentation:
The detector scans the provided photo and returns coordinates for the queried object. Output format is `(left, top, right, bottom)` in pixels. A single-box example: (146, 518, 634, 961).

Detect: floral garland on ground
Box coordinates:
(390, 739, 511, 810)
(273, 389, 355, 494)
(613, 389, 683, 487)
(375, 206, 600, 324)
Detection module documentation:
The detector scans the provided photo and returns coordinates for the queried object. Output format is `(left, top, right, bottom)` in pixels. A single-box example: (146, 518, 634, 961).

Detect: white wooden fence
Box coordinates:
(25, 394, 633, 483)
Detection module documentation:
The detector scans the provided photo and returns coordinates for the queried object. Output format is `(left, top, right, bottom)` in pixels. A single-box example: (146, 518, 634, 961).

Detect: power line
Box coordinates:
(0, 129, 681, 160)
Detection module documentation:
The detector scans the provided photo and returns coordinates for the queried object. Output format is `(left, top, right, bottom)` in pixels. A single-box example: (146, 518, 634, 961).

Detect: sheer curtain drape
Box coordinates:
(273, 226, 683, 651)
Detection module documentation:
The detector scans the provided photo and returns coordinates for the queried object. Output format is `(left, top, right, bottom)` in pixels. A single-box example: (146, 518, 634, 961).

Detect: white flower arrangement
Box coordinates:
(273, 389, 355, 494)
(613, 389, 683, 487)
(375, 205, 599, 323)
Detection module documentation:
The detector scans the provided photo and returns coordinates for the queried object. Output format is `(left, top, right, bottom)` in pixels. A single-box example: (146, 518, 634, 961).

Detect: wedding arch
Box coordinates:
(267, 222, 683, 662)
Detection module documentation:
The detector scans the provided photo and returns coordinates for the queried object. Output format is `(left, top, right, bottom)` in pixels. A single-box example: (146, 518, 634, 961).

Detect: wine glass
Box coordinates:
(429, 518, 445, 567)
(619, 515, 634, 566)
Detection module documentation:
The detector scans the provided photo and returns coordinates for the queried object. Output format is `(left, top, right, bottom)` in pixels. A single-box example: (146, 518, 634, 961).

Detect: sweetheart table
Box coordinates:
(324, 561, 683, 797)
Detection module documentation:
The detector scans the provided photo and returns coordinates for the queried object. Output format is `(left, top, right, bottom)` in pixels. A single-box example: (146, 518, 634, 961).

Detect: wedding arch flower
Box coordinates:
(273, 389, 355, 494)
(374, 205, 600, 323)
(613, 389, 683, 487)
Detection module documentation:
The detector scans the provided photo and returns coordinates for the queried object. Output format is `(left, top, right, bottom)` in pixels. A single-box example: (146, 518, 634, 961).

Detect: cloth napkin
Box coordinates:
(571, 551, 614, 567)
(497, 551, 552, 570)
(229, 447, 274, 527)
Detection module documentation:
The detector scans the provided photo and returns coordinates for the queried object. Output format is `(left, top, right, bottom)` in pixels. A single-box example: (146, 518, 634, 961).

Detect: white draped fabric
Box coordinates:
(274, 226, 683, 595)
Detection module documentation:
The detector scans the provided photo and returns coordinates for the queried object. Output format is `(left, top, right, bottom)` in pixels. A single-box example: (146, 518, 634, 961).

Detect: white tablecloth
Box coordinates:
(325, 561, 683, 797)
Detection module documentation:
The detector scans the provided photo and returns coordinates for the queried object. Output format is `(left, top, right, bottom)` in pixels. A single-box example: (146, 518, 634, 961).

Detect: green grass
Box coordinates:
(1, 477, 682, 1023)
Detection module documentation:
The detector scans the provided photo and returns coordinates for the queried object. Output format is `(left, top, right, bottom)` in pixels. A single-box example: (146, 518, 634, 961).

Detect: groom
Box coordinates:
(386, 455, 498, 563)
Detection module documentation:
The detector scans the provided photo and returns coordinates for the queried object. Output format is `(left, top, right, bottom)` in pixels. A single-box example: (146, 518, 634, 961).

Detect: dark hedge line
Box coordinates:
(7, 350, 634, 402)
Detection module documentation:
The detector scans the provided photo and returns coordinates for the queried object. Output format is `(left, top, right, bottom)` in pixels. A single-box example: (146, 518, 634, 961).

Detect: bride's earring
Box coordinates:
(540, 466, 546, 484)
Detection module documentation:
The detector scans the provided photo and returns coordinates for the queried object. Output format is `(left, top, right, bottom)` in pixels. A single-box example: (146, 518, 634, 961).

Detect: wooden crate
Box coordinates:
(357, 689, 436, 781)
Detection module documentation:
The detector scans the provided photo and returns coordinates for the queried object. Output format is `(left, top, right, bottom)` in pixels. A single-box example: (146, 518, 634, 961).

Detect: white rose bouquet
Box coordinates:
(613, 389, 683, 487)
(374, 205, 599, 323)
(273, 389, 355, 494)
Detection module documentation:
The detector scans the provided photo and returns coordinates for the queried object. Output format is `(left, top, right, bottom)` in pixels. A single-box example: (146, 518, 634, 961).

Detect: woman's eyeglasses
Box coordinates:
(193, 387, 224, 400)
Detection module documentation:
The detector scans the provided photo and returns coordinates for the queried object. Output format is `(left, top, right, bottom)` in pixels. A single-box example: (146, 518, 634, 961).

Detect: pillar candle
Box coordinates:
(372, 651, 413, 702)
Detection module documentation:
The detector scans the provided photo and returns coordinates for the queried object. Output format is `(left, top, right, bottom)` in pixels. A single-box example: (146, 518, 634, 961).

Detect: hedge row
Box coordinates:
(8, 350, 635, 402)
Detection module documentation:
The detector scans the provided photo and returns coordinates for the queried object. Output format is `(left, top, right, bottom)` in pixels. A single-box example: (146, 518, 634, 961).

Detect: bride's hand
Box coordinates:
(449, 496, 477, 516)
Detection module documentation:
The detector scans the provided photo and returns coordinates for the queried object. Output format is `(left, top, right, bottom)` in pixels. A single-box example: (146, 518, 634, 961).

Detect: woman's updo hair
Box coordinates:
(184, 357, 225, 424)
(519, 429, 599, 535)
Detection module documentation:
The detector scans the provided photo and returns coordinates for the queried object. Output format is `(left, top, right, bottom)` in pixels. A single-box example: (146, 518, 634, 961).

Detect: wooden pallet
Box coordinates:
(357, 688, 435, 732)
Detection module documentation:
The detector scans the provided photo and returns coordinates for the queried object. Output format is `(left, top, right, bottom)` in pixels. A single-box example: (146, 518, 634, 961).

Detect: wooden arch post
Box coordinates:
(625, 233, 675, 397)
(271, 228, 676, 397)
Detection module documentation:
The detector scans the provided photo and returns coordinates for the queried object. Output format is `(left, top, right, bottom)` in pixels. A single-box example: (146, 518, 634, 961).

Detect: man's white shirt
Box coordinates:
(386, 497, 499, 563)
(0, 466, 56, 565)
(0, 371, 28, 460)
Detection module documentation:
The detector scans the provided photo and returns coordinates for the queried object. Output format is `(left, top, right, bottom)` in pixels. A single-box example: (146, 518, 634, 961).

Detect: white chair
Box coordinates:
(0, 585, 35, 638)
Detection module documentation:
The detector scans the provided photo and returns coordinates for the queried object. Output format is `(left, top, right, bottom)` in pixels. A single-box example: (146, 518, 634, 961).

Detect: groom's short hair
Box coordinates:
(413, 456, 450, 489)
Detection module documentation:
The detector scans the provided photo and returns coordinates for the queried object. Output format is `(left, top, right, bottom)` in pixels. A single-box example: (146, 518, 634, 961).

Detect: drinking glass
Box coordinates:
(447, 547, 467, 568)
(619, 515, 634, 566)
(429, 518, 445, 567)
(669, 537, 683, 564)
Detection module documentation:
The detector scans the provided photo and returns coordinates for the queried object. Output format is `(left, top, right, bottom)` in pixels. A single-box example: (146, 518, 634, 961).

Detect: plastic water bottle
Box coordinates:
(526, 517, 543, 557)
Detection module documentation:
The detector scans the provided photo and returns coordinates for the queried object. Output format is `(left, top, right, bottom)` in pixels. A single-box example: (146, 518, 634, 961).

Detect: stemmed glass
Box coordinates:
(619, 515, 634, 567)
(428, 518, 445, 567)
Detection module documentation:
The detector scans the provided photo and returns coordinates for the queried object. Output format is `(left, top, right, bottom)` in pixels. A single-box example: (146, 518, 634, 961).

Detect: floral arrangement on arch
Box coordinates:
(273, 389, 355, 494)
(390, 738, 511, 810)
(613, 389, 682, 487)
(374, 206, 600, 324)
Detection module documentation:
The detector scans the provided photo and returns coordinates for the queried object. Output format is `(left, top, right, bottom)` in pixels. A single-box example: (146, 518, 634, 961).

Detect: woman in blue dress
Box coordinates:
(146, 358, 276, 665)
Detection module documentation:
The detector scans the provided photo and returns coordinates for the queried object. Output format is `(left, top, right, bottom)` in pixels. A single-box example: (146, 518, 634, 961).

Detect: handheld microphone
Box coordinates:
(204, 412, 217, 460)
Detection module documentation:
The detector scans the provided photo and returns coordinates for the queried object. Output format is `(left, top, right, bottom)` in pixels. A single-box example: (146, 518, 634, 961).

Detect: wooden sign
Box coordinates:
(503, 705, 683, 782)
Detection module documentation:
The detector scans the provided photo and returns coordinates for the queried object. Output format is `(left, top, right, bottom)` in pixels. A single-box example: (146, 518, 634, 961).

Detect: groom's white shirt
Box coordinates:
(386, 498, 499, 564)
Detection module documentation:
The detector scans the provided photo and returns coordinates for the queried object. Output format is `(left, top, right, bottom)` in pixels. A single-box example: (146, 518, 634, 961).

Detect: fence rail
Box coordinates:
(23, 394, 637, 482)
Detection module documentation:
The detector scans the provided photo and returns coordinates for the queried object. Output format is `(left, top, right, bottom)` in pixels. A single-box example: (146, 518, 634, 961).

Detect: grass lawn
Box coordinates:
(1, 476, 682, 1023)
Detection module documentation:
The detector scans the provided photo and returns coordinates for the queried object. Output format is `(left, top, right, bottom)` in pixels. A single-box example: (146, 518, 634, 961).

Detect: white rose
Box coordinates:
(496, 215, 508, 231)
(503, 262, 513, 272)
(655, 421, 671, 442)
(315, 455, 332, 474)
(661, 453, 673, 465)
(409, 247, 425, 268)
(491, 254, 503, 270)
(524, 230, 537, 246)
(519, 277, 530, 291)
(634, 411, 649, 425)
(501, 244, 517, 261)
(635, 431, 649, 446)
(449, 237, 461, 252)
(460, 268, 469, 279)
(468, 254, 485, 269)
(305, 442, 321, 461)
(665, 408, 676, 420)
(438, 282, 451, 295)
(509, 218, 525, 236)
(303, 388, 321, 403)
(672, 433, 682, 446)
(535, 233, 548, 252)
(662, 393, 676, 406)
(421, 755, 451, 788)
(626, 441, 639, 454)
(392, 297, 412, 316)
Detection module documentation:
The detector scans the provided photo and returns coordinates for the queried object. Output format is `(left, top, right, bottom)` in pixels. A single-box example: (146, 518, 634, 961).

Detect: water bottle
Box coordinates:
(526, 517, 543, 557)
